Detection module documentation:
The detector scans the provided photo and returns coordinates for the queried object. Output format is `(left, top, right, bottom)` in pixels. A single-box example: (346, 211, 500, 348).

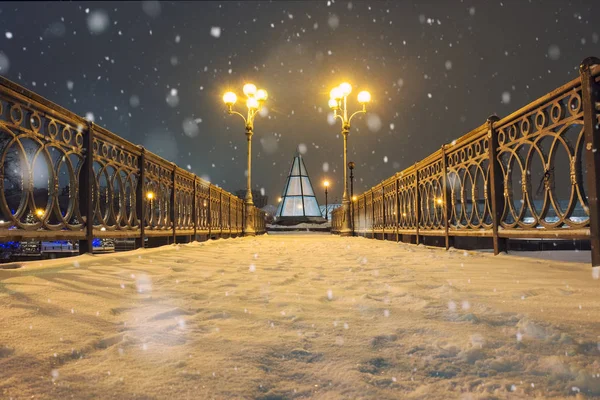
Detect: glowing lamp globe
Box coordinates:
(146, 192, 154, 200)
(36, 209, 44, 217)
(339, 82, 352, 96)
(256, 89, 268, 101)
(243, 83, 257, 97)
(246, 97, 259, 110)
(330, 87, 343, 100)
(223, 92, 237, 106)
(357, 91, 371, 104)
(328, 98, 339, 110)
(324, 180, 330, 187)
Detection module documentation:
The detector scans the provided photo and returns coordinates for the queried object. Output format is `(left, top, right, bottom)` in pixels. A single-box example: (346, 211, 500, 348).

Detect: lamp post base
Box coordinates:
(244, 200, 256, 237)
(339, 197, 353, 237)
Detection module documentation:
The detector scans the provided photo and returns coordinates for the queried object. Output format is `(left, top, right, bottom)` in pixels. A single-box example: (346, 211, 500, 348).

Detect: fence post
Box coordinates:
(192, 178, 197, 242)
(371, 191, 375, 238)
(395, 176, 399, 242)
(580, 57, 600, 267)
(487, 115, 507, 255)
(381, 185, 385, 239)
(78, 121, 94, 254)
(135, 147, 146, 249)
(441, 145, 453, 250)
(414, 164, 421, 245)
(207, 186, 212, 238)
(219, 189, 223, 236)
(171, 164, 177, 244)
(228, 194, 232, 236)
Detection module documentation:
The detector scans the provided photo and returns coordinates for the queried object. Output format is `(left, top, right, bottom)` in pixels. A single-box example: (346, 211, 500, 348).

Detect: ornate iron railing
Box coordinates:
(0, 76, 266, 253)
(332, 57, 600, 266)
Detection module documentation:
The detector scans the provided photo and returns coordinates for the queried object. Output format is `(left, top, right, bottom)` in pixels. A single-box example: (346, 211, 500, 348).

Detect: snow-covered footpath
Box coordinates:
(1, 234, 599, 399)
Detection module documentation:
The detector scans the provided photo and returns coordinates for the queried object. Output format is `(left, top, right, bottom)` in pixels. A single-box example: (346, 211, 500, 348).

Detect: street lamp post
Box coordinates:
(223, 84, 268, 236)
(323, 180, 330, 221)
(348, 161, 355, 199)
(348, 162, 355, 234)
(328, 83, 371, 236)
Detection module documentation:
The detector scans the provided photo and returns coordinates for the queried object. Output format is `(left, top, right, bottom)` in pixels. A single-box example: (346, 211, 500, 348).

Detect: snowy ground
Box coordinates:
(1, 234, 600, 399)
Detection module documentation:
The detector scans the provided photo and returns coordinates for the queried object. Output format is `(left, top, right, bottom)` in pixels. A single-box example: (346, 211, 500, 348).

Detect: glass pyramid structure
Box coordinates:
(274, 151, 324, 224)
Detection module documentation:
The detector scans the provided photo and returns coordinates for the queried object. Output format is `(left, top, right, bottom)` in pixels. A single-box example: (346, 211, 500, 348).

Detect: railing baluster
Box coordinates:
(135, 147, 146, 249)
(487, 115, 507, 254)
(414, 164, 420, 245)
(171, 164, 176, 244)
(193, 178, 197, 241)
(395, 176, 399, 242)
(441, 145, 452, 250)
(580, 57, 600, 266)
(78, 121, 94, 254)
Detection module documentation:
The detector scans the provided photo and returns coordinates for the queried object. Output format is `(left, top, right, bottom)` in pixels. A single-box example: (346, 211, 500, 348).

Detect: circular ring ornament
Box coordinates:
(508, 125, 516, 141)
(498, 130, 506, 145)
(75, 132, 83, 148)
(62, 127, 72, 144)
(10, 105, 23, 125)
(535, 111, 546, 130)
(520, 118, 531, 136)
(550, 102, 563, 123)
(568, 93, 581, 115)
(29, 113, 41, 132)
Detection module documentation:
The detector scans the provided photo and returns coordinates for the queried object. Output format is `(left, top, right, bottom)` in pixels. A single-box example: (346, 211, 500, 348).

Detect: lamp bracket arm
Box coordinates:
(228, 109, 247, 124)
(348, 109, 366, 124)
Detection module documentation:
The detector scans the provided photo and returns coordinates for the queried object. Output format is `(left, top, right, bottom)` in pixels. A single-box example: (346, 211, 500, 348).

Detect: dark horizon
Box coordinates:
(0, 0, 597, 206)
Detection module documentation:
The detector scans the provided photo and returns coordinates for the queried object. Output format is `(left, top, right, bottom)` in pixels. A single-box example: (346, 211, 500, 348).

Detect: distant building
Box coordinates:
(234, 189, 268, 208)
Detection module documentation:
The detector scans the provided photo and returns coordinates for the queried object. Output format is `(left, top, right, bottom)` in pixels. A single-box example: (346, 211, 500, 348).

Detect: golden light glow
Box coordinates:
(436, 197, 443, 205)
(357, 90, 371, 104)
(352, 196, 357, 202)
(243, 83, 257, 97)
(324, 180, 330, 187)
(246, 97, 259, 110)
(278, 197, 282, 203)
(35, 209, 44, 217)
(330, 87, 343, 100)
(328, 98, 339, 110)
(146, 192, 154, 200)
(339, 82, 352, 96)
(255, 89, 268, 101)
(223, 91, 237, 106)
(402, 212, 407, 217)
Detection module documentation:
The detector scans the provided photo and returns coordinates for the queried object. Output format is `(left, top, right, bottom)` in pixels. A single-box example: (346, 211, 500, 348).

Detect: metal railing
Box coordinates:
(0, 76, 266, 253)
(332, 57, 600, 267)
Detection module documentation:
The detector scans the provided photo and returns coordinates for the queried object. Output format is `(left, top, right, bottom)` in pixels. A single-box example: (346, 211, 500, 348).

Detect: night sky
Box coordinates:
(0, 0, 598, 206)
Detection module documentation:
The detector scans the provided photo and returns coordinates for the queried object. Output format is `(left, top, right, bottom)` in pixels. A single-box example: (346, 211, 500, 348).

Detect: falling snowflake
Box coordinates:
(87, 10, 110, 35)
(210, 26, 221, 38)
(328, 14, 340, 30)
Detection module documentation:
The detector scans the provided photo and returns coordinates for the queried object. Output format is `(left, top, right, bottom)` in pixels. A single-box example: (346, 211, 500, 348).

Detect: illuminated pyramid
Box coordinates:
(274, 151, 326, 225)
